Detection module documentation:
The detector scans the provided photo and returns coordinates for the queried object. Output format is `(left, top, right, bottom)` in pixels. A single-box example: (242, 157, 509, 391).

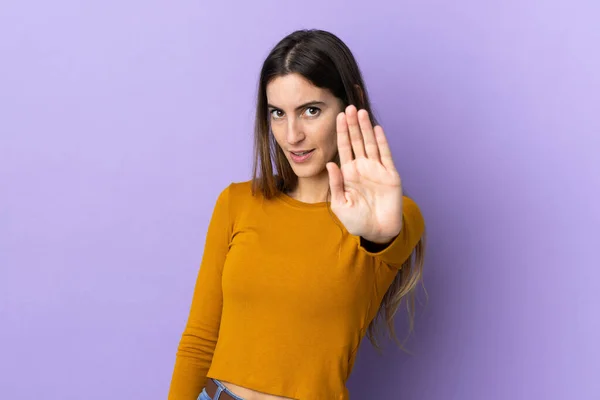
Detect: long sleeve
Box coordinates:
(358, 195, 425, 269)
(168, 185, 233, 400)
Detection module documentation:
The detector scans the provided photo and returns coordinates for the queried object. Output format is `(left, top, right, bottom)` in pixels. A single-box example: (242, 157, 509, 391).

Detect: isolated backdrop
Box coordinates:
(1, 0, 599, 399)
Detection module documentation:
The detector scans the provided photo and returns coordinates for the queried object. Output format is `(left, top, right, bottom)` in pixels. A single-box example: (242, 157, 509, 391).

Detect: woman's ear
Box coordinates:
(354, 84, 365, 108)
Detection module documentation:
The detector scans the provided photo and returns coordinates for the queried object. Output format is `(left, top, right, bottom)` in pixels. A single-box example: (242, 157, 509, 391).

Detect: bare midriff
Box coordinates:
(221, 381, 295, 400)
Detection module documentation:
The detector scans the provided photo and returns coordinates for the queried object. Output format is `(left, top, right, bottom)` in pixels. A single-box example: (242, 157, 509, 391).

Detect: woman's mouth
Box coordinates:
(289, 149, 315, 163)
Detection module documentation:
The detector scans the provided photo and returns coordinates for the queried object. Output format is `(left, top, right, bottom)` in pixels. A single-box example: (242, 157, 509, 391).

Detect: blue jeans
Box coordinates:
(198, 378, 245, 400)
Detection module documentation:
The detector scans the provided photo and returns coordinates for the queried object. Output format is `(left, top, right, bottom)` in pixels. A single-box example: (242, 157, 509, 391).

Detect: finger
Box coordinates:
(345, 105, 366, 159)
(326, 162, 346, 205)
(374, 125, 396, 171)
(357, 109, 380, 160)
(336, 112, 353, 166)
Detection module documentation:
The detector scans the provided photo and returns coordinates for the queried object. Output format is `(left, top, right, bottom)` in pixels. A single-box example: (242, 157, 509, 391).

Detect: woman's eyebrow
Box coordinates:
(267, 101, 327, 111)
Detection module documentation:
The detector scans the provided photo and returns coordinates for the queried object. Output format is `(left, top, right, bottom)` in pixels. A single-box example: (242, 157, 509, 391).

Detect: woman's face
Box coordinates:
(266, 73, 344, 179)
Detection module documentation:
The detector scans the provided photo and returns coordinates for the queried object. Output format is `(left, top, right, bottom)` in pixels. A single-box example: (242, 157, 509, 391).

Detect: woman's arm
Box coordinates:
(168, 185, 232, 400)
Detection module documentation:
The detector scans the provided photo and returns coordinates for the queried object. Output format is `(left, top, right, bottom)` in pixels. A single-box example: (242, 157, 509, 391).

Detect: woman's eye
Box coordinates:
(305, 107, 321, 117)
(270, 109, 284, 119)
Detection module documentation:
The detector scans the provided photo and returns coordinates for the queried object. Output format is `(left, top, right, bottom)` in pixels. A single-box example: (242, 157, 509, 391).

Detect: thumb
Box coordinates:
(326, 162, 345, 205)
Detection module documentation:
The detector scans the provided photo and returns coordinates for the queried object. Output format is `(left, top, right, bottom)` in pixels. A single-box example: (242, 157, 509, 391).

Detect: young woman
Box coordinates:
(168, 29, 426, 400)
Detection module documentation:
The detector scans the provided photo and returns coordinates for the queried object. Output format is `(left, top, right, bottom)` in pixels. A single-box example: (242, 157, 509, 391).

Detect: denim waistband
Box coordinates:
(205, 378, 246, 400)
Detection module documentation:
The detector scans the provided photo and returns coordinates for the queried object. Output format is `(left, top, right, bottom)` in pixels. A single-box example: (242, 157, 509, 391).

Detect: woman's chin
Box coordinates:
(290, 164, 328, 179)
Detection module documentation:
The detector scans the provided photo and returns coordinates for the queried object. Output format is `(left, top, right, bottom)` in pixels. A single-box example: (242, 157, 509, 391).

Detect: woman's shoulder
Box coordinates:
(214, 180, 266, 223)
(223, 179, 254, 198)
(217, 179, 262, 208)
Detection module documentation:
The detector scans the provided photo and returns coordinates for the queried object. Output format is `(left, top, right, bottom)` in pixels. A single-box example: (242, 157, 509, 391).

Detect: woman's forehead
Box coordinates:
(266, 74, 332, 107)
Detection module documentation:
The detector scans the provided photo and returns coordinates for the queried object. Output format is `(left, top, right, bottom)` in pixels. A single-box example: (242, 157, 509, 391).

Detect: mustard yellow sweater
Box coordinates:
(168, 180, 424, 400)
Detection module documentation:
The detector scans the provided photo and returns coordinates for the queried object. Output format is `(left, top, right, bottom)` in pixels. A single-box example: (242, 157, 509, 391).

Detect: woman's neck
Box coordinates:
(287, 173, 330, 204)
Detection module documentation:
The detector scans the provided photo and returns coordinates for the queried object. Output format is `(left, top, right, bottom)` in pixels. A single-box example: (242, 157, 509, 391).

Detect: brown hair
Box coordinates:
(251, 29, 426, 351)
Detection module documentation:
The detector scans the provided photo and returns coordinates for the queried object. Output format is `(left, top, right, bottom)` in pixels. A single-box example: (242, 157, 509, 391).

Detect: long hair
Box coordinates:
(251, 29, 426, 351)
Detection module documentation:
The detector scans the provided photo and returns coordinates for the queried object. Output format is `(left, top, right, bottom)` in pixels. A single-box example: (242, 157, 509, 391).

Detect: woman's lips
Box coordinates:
(290, 149, 315, 163)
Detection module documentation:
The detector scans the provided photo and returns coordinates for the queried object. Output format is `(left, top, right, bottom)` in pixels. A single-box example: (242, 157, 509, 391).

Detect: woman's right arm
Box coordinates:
(168, 185, 233, 400)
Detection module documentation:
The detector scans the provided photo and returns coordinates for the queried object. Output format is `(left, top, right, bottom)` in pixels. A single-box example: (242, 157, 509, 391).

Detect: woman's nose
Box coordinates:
(286, 121, 305, 144)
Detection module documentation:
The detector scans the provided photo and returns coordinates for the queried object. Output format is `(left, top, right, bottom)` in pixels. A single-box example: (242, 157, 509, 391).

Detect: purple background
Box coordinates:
(1, 1, 599, 399)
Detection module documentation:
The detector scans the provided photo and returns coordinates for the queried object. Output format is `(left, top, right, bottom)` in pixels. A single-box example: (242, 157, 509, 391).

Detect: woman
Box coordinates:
(168, 29, 426, 400)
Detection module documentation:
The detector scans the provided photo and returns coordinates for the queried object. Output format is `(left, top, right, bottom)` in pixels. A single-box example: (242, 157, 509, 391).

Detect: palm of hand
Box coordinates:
(326, 106, 403, 242)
